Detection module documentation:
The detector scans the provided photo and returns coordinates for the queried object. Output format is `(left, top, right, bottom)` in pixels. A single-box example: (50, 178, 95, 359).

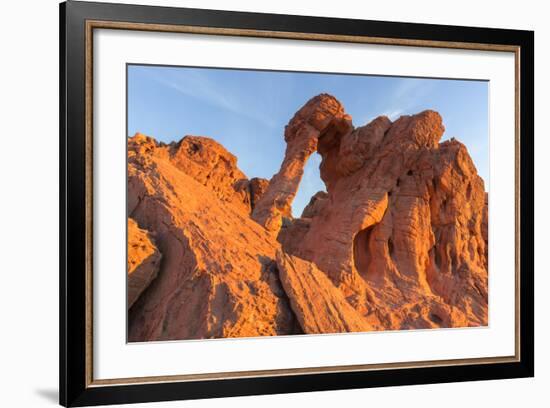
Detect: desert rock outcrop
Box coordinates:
(128, 134, 299, 340)
(127, 218, 162, 308)
(278, 107, 487, 328)
(252, 94, 353, 232)
(127, 93, 488, 341)
(276, 251, 376, 333)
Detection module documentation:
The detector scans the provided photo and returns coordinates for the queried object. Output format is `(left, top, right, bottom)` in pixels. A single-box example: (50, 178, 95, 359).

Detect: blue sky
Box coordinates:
(128, 65, 488, 217)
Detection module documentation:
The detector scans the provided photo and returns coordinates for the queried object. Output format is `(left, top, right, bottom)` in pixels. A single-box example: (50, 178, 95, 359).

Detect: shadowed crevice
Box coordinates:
(353, 224, 377, 278)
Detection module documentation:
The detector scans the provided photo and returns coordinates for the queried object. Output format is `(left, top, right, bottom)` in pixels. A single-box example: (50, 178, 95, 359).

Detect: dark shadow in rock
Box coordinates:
(257, 254, 304, 335)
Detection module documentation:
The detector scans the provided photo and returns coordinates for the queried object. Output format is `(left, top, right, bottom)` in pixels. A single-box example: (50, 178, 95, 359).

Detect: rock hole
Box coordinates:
(429, 313, 443, 325)
(396, 178, 401, 187)
(407, 170, 413, 176)
(292, 152, 324, 217)
(388, 191, 392, 197)
(353, 225, 376, 277)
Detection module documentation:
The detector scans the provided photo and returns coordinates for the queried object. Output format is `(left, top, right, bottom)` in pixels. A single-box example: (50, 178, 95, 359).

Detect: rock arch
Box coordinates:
(251, 94, 352, 233)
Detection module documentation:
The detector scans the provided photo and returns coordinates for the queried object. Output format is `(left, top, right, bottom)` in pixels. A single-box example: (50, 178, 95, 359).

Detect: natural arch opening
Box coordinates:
(291, 152, 325, 218)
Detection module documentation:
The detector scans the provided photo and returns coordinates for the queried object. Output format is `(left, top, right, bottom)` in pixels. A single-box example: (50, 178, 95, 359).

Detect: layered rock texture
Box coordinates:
(252, 94, 353, 233)
(127, 218, 162, 308)
(128, 134, 297, 340)
(128, 94, 488, 341)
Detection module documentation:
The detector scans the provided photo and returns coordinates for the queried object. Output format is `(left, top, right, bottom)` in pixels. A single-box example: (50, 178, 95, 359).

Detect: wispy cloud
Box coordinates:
(379, 109, 404, 121)
(147, 69, 277, 128)
(364, 78, 435, 124)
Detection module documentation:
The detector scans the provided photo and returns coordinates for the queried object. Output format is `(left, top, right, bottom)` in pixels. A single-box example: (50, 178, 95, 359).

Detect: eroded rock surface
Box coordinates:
(276, 251, 376, 334)
(127, 218, 162, 309)
(279, 107, 488, 329)
(128, 134, 299, 341)
(252, 94, 353, 232)
(128, 93, 489, 341)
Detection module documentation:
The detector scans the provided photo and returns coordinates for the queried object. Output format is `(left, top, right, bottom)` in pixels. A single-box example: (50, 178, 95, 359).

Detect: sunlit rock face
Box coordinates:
(127, 94, 488, 342)
(127, 218, 161, 309)
(127, 134, 298, 341)
(279, 106, 488, 329)
(252, 94, 353, 233)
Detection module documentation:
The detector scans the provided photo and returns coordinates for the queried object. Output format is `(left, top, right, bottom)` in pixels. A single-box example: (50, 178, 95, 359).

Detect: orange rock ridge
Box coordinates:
(127, 93, 488, 341)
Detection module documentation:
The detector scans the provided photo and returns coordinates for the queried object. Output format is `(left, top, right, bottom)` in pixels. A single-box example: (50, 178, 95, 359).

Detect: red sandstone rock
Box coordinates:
(276, 251, 376, 334)
(248, 177, 270, 210)
(252, 94, 353, 232)
(127, 218, 162, 309)
(301, 191, 328, 219)
(127, 134, 299, 341)
(127, 93, 489, 341)
(128, 133, 255, 214)
(279, 106, 488, 329)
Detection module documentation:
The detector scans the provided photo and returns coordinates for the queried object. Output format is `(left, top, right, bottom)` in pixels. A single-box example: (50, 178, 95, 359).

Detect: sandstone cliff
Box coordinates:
(127, 94, 488, 341)
(127, 134, 297, 340)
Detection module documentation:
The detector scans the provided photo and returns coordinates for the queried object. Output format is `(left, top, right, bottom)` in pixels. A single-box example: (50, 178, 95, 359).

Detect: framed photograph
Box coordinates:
(60, 1, 534, 406)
